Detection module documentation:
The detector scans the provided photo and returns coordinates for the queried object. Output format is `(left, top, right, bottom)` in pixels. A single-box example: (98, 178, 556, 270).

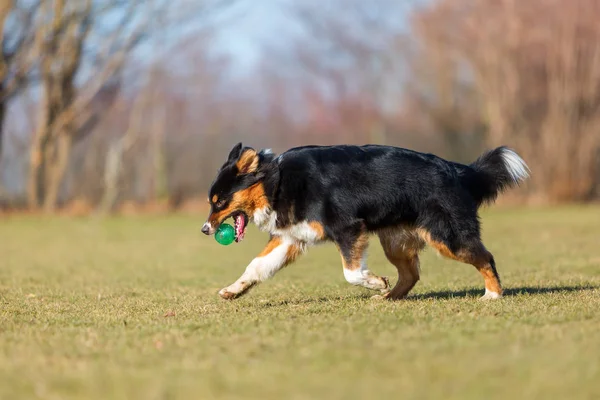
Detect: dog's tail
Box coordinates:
(462, 146, 530, 206)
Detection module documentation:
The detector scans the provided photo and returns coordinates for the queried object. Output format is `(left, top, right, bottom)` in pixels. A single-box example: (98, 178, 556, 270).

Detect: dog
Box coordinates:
(202, 143, 529, 300)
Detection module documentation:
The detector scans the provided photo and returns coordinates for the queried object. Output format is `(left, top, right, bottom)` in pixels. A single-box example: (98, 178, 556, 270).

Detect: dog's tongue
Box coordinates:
(235, 214, 246, 242)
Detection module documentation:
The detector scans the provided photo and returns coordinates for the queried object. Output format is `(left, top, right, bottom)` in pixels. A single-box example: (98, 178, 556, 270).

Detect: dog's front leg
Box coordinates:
(218, 236, 303, 300)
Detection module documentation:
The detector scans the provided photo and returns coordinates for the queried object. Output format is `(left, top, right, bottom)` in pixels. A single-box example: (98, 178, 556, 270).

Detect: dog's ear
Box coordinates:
(227, 142, 243, 162)
(236, 147, 259, 174)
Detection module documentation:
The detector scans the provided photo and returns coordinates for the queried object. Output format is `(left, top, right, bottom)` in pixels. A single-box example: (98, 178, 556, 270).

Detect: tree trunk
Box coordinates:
(0, 97, 5, 162)
(27, 139, 44, 210)
(28, 99, 50, 210)
(29, 120, 75, 212)
(43, 133, 72, 212)
(0, 0, 12, 160)
(28, 68, 54, 209)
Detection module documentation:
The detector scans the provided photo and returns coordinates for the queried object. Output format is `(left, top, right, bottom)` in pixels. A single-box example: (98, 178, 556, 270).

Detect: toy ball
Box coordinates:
(215, 223, 235, 246)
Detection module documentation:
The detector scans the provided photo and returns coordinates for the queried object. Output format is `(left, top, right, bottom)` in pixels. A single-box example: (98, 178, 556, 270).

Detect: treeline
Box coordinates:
(1, 0, 599, 213)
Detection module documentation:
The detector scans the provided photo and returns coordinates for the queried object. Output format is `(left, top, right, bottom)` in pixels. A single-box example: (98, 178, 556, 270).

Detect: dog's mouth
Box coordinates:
(231, 211, 249, 242)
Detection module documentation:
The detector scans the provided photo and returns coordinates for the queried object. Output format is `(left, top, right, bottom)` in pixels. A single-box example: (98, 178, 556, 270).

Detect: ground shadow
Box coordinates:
(411, 284, 599, 301)
(247, 285, 597, 308)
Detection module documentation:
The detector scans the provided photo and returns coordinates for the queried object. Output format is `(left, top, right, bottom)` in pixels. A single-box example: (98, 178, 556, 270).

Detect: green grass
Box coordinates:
(1, 206, 600, 400)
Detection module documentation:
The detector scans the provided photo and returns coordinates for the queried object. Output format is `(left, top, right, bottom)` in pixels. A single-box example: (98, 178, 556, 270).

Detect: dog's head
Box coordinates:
(202, 142, 275, 242)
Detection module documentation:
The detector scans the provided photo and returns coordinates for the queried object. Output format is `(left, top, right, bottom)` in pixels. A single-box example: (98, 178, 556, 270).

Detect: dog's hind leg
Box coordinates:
(218, 236, 303, 300)
(378, 228, 425, 300)
(419, 230, 502, 300)
(335, 224, 390, 293)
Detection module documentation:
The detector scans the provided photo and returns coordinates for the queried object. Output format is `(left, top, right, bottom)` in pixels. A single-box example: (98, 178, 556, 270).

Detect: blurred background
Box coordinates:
(0, 0, 599, 214)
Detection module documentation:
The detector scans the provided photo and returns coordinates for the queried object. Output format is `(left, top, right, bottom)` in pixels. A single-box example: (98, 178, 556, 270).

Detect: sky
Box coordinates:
(207, 0, 418, 76)
(208, 0, 296, 73)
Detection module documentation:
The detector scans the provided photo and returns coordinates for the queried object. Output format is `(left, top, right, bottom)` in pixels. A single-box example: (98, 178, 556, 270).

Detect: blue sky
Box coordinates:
(209, 0, 295, 72)
(208, 0, 418, 76)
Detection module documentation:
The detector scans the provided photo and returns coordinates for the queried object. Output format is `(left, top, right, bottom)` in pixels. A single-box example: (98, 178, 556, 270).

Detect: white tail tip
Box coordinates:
(500, 148, 530, 183)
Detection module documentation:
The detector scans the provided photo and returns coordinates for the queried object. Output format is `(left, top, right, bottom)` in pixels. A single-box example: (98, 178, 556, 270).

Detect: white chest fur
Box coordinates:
(253, 208, 323, 245)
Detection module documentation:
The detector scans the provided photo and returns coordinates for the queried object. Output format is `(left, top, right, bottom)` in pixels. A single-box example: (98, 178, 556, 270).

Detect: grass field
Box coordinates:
(1, 207, 600, 399)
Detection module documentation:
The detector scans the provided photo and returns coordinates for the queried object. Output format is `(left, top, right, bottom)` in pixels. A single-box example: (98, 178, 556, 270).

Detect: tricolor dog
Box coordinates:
(202, 143, 529, 300)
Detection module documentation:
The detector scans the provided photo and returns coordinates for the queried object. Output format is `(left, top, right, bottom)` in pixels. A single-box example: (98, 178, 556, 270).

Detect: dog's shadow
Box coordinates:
(256, 285, 597, 307)
(411, 285, 598, 300)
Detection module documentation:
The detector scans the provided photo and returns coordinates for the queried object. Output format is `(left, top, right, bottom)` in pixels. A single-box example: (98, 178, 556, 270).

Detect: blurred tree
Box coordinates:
(26, 0, 236, 212)
(0, 0, 39, 162)
(266, 0, 427, 149)
(290, 0, 403, 144)
(414, 0, 600, 201)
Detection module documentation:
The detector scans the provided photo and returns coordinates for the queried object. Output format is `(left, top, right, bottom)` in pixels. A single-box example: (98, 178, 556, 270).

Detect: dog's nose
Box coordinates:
(201, 223, 211, 235)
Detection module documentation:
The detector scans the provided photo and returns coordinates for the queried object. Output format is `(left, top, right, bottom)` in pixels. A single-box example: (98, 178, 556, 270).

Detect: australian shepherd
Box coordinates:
(202, 143, 529, 301)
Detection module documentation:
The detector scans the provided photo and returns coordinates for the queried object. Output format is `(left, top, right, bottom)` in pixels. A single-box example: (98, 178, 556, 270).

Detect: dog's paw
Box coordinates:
(380, 276, 391, 293)
(218, 281, 255, 300)
(479, 290, 502, 301)
(218, 288, 240, 300)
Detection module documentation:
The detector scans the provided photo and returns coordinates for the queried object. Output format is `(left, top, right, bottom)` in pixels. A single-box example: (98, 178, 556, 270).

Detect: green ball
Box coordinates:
(215, 223, 235, 245)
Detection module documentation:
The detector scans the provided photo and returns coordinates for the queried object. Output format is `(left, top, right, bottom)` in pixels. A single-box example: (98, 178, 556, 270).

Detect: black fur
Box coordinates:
(271, 145, 522, 248)
(210, 143, 527, 251)
(461, 146, 524, 206)
(209, 147, 277, 214)
(206, 143, 529, 299)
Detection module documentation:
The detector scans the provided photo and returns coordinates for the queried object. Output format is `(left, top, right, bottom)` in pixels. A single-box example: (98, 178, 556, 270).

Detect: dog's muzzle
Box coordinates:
(201, 222, 215, 235)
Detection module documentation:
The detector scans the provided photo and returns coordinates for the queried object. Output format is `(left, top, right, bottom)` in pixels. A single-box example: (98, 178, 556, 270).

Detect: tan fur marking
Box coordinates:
(218, 237, 303, 300)
(308, 221, 326, 240)
(207, 182, 269, 227)
(383, 253, 420, 300)
(378, 226, 425, 299)
(337, 230, 389, 292)
(416, 228, 432, 244)
(427, 240, 457, 260)
(380, 226, 426, 257)
(257, 236, 301, 268)
(417, 228, 502, 296)
(259, 237, 282, 257)
(236, 149, 259, 174)
(212, 194, 218, 204)
(479, 267, 502, 294)
(285, 243, 303, 264)
(416, 228, 459, 259)
(340, 232, 369, 270)
(232, 183, 269, 211)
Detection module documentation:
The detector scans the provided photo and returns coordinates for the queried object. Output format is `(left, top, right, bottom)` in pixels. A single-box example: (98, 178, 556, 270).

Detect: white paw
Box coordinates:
(479, 289, 502, 300)
(218, 281, 254, 300)
(363, 275, 390, 292)
(218, 287, 239, 300)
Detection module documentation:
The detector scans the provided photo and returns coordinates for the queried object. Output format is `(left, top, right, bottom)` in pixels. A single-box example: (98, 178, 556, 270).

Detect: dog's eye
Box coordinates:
(216, 199, 226, 208)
